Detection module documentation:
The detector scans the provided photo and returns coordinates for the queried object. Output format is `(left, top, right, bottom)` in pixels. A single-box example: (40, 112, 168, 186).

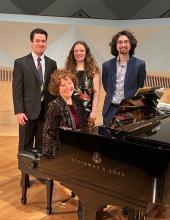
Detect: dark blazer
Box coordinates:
(12, 53, 57, 120)
(102, 56, 146, 117)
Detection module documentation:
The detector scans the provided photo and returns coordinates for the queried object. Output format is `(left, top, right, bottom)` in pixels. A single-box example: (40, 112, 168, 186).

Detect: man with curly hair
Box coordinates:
(102, 30, 146, 125)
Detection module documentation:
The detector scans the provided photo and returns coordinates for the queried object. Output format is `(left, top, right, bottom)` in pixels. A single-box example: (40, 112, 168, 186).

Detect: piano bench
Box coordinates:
(18, 150, 54, 215)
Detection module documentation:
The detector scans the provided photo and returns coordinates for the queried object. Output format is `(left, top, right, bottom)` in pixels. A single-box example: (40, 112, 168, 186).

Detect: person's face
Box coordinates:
(59, 78, 74, 99)
(31, 33, 47, 56)
(116, 35, 131, 55)
(73, 43, 86, 63)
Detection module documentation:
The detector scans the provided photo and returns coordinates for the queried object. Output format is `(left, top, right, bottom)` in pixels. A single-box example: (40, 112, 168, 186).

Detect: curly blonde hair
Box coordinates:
(65, 40, 100, 79)
(49, 69, 77, 96)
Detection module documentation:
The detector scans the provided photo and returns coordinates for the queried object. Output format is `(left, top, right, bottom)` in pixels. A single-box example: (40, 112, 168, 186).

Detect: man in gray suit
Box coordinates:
(12, 28, 57, 152)
(102, 30, 146, 125)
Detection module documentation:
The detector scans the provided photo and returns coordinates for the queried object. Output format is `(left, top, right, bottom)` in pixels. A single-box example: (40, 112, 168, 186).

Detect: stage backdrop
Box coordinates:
(0, 13, 170, 73)
(1, 14, 170, 126)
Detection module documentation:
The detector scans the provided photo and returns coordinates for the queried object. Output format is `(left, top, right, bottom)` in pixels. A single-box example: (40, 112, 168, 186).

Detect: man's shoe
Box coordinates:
(71, 191, 76, 198)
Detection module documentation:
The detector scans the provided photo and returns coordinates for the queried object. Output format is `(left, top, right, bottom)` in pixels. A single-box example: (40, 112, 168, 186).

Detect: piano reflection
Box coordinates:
(18, 87, 170, 220)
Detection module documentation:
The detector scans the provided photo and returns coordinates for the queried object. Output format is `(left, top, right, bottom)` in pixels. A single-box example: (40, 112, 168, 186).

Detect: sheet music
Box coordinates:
(157, 102, 170, 114)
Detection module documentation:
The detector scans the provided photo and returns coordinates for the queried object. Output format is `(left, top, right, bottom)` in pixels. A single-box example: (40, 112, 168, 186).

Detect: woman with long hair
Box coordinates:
(65, 40, 101, 125)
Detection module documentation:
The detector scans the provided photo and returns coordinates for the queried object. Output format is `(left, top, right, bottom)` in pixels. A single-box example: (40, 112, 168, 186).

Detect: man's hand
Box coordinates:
(16, 113, 28, 126)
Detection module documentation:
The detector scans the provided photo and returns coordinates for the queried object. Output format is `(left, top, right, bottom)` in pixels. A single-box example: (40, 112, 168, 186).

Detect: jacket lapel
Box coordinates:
(27, 53, 41, 84)
(44, 56, 50, 83)
(124, 57, 133, 84)
(111, 58, 117, 89)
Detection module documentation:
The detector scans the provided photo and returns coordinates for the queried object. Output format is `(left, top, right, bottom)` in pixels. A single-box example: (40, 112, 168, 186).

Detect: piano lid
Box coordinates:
(95, 114, 170, 147)
(131, 115, 170, 145)
(107, 87, 170, 143)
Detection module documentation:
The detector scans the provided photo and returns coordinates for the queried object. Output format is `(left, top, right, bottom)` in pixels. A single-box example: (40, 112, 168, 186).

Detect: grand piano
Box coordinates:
(18, 88, 170, 220)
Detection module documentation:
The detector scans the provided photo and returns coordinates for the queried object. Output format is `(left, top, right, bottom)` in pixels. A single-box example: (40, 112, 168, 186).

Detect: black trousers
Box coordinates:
(103, 103, 119, 125)
(18, 102, 45, 152)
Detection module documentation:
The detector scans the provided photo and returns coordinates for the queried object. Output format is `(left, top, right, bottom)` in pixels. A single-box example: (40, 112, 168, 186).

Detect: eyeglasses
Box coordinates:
(117, 40, 130, 45)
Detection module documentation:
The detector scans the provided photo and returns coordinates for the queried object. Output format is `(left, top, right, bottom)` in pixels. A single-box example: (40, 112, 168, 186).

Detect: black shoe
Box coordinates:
(71, 191, 76, 198)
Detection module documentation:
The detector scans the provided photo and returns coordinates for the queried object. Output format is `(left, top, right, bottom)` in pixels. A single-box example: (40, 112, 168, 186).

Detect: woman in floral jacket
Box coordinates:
(65, 41, 101, 125)
(42, 69, 87, 158)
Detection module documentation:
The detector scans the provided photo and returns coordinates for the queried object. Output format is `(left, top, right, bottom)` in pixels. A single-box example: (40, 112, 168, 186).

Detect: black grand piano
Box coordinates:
(18, 88, 170, 220)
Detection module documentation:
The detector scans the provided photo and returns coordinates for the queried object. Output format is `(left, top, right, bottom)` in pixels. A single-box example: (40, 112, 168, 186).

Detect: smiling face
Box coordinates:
(59, 78, 74, 100)
(73, 43, 86, 63)
(31, 33, 47, 56)
(116, 35, 131, 56)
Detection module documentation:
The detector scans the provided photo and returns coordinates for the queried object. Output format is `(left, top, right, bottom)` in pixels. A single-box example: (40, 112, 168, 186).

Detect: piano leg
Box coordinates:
(46, 179, 53, 215)
(21, 172, 29, 205)
(135, 211, 145, 220)
(77, 200, 102, 220)
(127, 208, 145, 220)
(77, 200, 83, 219)
(96, 209, 103, 220)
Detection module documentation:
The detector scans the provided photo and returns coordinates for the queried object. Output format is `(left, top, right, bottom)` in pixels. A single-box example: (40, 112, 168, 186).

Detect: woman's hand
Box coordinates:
(88, 112, 96, 127)
(89, 111, 96, 123)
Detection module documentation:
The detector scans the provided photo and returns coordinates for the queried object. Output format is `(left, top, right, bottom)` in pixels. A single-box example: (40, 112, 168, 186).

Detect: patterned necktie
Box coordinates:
(37, 57, 43, 85)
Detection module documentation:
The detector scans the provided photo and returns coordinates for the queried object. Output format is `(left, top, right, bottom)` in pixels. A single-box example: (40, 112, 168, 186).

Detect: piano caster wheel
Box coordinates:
(46, 207, 52, 215)
(21, 197, 27, 205)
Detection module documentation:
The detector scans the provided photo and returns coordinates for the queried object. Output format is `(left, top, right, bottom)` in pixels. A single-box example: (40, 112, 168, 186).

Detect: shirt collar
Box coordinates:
(31, 51, 44, 61)
(117, 55, 129, 65)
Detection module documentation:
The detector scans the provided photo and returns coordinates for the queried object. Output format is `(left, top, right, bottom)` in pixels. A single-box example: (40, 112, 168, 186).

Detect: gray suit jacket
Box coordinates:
(12, 53, 57, 119)
(102, 56, 146, 116)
